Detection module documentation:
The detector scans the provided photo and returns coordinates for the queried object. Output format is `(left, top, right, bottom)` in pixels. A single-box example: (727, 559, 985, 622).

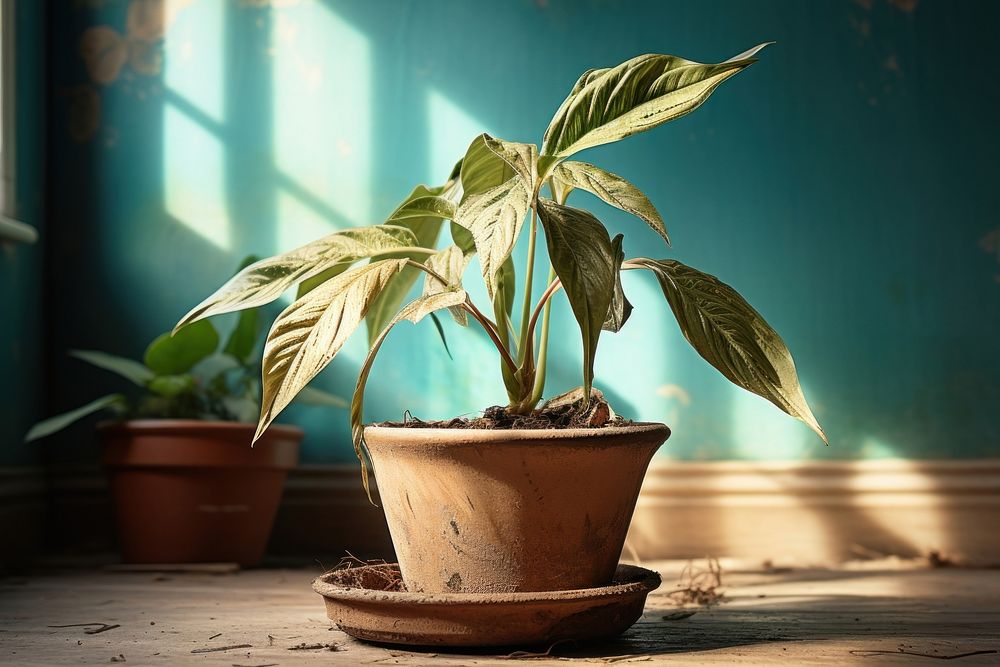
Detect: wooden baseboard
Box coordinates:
(42, 459, 1000, 566)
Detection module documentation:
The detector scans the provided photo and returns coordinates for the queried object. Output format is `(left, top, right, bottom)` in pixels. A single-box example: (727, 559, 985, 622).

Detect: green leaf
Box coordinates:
(541, 44, 769, 159)
(551, 161, 669, 245)
(296, 262, 353, 299)
(628, 257, 826, 443)
(454, 176, 531, 300)
(145, 320, 219, 375)
(604, 234, 633, 332)
(223, 308, 260, 363)
(351, 289, 468, 500)
(147, 374, 196, 397)
(293, 385, 348, 409)
(422, 245, 471, 325)
(536, 199, 616, 399)
(386, 191, 457, 223)
(256, 259, 408, 441)
(221, 395, 260, 423)
(176, 225, 420, 330)
(429, 312, 453, 360)
(70, 350, 153, 386)
(25, 394, 125, 442)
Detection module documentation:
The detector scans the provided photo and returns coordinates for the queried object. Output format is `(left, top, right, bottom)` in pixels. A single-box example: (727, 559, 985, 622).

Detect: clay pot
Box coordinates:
(100, 420, 302, 566)
(364, 423, 669, 593)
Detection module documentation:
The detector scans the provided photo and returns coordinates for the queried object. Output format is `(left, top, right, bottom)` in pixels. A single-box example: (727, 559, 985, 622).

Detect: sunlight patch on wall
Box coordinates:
(276, 189, 335, 255)
(730, 383, 808, 459)
(271, 2, 370, 227)
(164, 0, 223, 123)
(427, 88, 485, 184)
(163, 105, 229, 249)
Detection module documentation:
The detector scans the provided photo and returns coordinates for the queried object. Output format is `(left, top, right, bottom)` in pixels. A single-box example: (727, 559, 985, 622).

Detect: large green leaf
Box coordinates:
(551, 161, 669, 245)
(25, 394, 125, 442)
(536, 199, 615, 399)
(70, 350, 153, 386)
(454, 177, 531, 300)
(256, 259, 408, 440)
(541, 44, 769, 159)
(176, 225, 420, 330)
(604, 234, 633, 332)
(351, 289, 468, 499)
(628, 258, 826, 443)
(145, 320, 219, 375)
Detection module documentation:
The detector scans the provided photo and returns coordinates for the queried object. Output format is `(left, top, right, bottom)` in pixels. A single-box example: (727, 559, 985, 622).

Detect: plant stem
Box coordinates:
(463, 299, 518, 375)
(530, 267, 558, 404)
(516, 204, 539, 365)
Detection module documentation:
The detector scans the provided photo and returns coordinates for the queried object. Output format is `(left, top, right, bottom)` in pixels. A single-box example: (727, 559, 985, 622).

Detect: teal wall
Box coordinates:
(0, 0, 45, 465)
(40, 0, 1000, 463)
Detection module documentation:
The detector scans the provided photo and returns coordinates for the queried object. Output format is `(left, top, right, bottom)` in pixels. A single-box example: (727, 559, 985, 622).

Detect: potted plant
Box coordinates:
(27, 257, 345, 566)
(178, 43, 826, 591)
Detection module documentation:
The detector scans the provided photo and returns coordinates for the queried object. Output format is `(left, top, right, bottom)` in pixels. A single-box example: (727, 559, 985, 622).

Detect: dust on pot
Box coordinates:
(100, 420, 302, 567)
(363, 422, 669, 594)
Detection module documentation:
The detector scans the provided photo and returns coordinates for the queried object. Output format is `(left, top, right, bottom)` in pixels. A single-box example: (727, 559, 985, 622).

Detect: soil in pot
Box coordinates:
(100, 420, 301, 567)
(364, 393, 668, 594)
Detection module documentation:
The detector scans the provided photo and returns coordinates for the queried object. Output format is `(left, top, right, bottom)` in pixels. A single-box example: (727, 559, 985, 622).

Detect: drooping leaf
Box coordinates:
(25, 394, 125, 442)
(145, 320, 219, 375)
(365, 185, 450, 346)
(293, 385, 348, 409)
(628, 258, 826, 443)
(176, 225, 420, 330)
(351, 290, 468, 500)
(541, 44, 769, 159)
(70, 350, 153, 386)
(429, 312, 453, 360)
(552, 161, 669, 245)
(256, 259, 408, 440)
(422, 245, 471, 325)
(604, 234, 633, 332)
(454, 176, 531, 300)
(536, 199, 616, 399)
(459, 133, 537, 198)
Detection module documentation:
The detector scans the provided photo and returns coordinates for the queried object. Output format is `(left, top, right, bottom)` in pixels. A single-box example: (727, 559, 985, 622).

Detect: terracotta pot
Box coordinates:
(364, 422, 669, 593)
(100, 420, 302, 566)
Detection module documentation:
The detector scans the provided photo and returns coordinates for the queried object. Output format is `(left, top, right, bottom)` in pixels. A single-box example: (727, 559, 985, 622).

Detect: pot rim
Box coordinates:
(363, 421, 669, 445)
(312, 563, 661, 605)
(97, 419, 304, 439)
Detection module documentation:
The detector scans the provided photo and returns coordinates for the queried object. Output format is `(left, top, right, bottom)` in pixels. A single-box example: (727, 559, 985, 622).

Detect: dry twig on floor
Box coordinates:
(190, 644, 253, 653)
(47, 622, 120, 634)
(667, 558, 724, 607)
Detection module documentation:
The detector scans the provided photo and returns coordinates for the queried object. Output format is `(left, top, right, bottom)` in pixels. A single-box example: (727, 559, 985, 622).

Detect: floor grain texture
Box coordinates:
(1, 560, 998, 666)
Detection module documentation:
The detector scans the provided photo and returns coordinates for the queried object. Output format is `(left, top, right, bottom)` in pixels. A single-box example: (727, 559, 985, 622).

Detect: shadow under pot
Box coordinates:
(100, 420, 302, 567)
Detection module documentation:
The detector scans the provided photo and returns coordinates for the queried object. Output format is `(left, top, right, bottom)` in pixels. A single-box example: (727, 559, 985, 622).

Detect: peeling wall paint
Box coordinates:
(36, 0, 1000, 464)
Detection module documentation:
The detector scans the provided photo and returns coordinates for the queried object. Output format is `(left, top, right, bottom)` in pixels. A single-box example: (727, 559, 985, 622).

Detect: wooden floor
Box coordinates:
(2, 560, 998, 665)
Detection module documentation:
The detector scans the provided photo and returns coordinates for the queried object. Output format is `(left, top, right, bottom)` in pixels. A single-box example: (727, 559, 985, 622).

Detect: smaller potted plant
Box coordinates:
(27, 257, 344, 566)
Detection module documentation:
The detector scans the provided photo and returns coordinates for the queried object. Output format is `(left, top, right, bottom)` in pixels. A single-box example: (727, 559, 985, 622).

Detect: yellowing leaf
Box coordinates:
(552, 161, 669, 245)
(454, 176, 531, 300)
(459, 133, 537, 198)
(176, 225, 418, 331)
(541, 44, 769, 158)
(255, 259, 408, 440)
(628, 258, 826, 443)
(351, 289, 468, 500)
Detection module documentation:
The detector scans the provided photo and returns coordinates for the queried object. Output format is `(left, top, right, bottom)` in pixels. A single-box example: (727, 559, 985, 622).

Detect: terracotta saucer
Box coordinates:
(312, 563, 660, 648)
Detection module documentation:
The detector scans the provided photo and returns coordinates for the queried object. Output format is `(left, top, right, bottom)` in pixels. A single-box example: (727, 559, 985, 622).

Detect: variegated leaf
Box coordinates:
(628, 257, 826, 443)
(255, 259, 408, 441)
(422, 245, 471, 325)
(541, 44, 769, 159)
(604, 234, 633, 332)
(176, 225, 419, 330)
(460, 133, 538, 198)
(552, 161, 669, 245)
(350, 289, 468, 499)
(453, 176, 531, 300)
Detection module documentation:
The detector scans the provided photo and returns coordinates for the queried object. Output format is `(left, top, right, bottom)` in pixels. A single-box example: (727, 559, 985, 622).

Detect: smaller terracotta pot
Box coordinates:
(364, 423, 669, 594)
(100, 420, 302, 566)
